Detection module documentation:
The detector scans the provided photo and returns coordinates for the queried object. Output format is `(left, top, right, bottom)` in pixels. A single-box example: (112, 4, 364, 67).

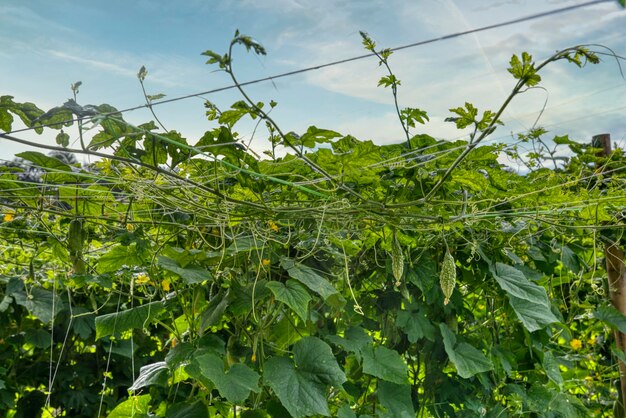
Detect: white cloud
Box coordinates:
(0, 5, 76, 35)
(46, 50, 137, 79)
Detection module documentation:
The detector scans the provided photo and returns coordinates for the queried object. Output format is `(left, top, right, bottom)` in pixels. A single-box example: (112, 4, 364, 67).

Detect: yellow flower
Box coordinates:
(3, 213, 14, 222)
(570, 339, 583, 350)
(268, 220, 279, 232)
(126, 223, 135, 232)
(161, 278, 171, 292)
(261, 258, 271, 266)
(135, 272, 150, 285)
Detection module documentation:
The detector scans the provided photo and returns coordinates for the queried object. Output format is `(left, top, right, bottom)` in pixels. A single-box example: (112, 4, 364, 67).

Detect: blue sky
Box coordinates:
(1, 0, 625, 161)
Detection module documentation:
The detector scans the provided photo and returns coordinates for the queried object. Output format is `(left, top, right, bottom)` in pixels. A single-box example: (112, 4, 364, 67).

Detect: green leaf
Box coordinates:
(193, 353, 259, 404)
(16, 151, 75, 183)
(165, 401, 209, 418)
(378, 381, 415, 418)
(23, 329, 52, 349)
(95, 300, 165, 339)
(129, 361, 168, 391)
(408, 256, 438, 292)
(88, 130, 118, 150)
(166, 342, 197, 368)
(400, 107, 429, 128)
(507, 52, 541, 86)
(507, 295, 560, 332)
(9, 278, 64, 324)
(361, 345, 408, 384)
(359, 31, 376, 51)
(294, 126, 341, 148)
(439, 324, 493, 379)
(279, 257, 338, 300)
(396, 308, 436, 342)
(147, 93, 166, 101)
(232, 33, 266, 56)
(492, 263, 559, 332)
(107, 394, 151, 418)
(337, 405, 357, 418)
(446, 102, 478, 129)
(97, 244, 145, 273)
(157, 256, 210, 284)
(378, 74, 400, 88)
(553, 134, 574, 145)
(593, 304, 626, 333)
(264, 336, 346, 417)
(559, 245, 580, 273)
(541, 351, 563, 387)
(266, 280, 311, 321)
(0, 97, 14, 131)
(326, 326, 372, 353)
(55, 131, 70, 147)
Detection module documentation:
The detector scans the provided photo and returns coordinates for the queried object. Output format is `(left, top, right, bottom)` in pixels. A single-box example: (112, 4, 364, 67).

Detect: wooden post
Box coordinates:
(594, 133, 626, 417)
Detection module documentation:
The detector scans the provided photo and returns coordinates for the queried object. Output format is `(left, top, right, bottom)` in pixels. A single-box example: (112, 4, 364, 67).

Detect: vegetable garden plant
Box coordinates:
(1, 29, 626, 417)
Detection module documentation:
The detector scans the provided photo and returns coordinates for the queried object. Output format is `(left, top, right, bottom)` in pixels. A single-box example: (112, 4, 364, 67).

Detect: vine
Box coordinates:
(0, 29, 625, 418)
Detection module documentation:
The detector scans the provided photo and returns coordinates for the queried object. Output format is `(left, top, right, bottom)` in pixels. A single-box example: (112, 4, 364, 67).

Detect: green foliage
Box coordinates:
(0, 33, 623, 417)
(508, 52, 542, 86)
(264, 337, 345, 417)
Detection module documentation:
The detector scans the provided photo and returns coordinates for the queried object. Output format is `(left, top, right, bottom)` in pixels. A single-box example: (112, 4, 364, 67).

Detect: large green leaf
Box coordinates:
(396, 307, 436, 342)
(264, 336, 346, 417)
(9, 278, 64, 324)
(97, 243, 145, 273)
(266, 279, 311, 321)
(95, 300, 165, 339)
(157, 255, 211, 284)
(378, 381, 415, 418)
(492, 263, 559, 332)
(193, 353, 259, 404)
(129, 361, 168, 391)
(507, 295, 560, 332)
(593, 304, 626, 333)
(541, 351, 563, 387)
(279, 257, 338, 300)
(16, 151, 76, 183)
(361, 345, 408, 384)
(326, 326, 372, 353)
(440, 324, 493, 379)
(107, 394, 151, 418)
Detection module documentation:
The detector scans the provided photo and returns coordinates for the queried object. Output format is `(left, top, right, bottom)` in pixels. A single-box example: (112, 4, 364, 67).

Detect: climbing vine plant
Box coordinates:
(1, 31, 626, 418)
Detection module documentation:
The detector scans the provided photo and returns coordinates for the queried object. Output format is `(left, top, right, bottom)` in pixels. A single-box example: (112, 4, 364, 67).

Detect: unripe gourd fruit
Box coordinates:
(440, 250, 456, 305)
(391, 235, 404, 286)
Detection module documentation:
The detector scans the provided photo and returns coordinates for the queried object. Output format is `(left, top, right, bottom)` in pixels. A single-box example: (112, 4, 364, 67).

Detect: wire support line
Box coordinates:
(2, 0, 612, 137)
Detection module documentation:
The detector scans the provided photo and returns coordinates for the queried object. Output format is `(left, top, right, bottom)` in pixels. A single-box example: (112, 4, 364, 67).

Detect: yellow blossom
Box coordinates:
(570, 339, 582, 350)
(268, 220, 279, 232)
(135, 272, 150, 285)
(3, 213, 14, 222)
(126, 223, 135, 232)
(261, 258, 271, 266)
(161, 278, 171, 292)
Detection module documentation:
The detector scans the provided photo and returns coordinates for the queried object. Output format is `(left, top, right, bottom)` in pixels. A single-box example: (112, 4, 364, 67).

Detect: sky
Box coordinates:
(0, 0, 625, 162)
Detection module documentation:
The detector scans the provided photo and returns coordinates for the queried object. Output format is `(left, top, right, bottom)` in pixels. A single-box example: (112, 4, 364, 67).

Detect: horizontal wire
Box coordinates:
(1, 0, 611, 137)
